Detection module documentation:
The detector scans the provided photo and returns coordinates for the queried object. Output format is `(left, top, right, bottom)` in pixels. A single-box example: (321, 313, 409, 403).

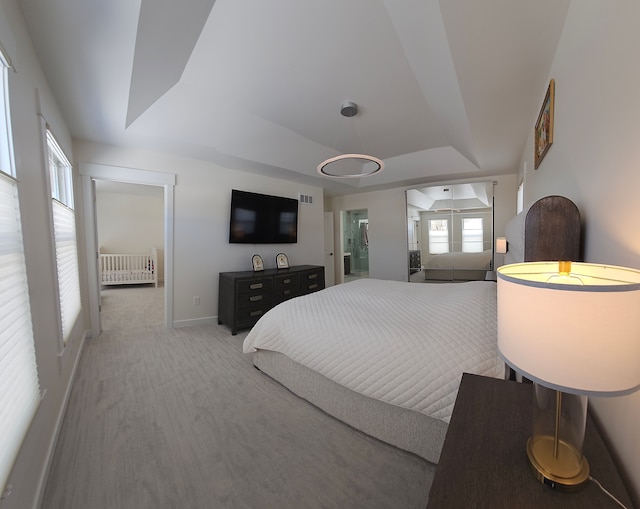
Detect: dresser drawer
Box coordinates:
(236, 306, 270, 327)
(237, 278, 273, 295)
(299, 268, 325, 294)
(274, 273, 299, 302)
(236, 291, 272, 309)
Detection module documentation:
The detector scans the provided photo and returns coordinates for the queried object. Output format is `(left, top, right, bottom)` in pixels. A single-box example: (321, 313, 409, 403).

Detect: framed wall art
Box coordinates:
(534, 79, 555, 169)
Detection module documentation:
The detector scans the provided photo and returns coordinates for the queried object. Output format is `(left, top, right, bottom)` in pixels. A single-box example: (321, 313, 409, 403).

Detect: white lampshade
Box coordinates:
(496, 237, 508, 254)
(497, 261, 640, 396)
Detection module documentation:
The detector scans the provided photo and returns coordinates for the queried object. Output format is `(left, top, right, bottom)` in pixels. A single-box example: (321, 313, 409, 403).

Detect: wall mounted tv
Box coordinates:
(229, 189, 299, 244)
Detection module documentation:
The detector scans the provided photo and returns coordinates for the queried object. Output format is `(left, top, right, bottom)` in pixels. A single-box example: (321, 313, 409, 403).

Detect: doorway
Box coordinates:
(94, 180, 165, 331)
(80, 163, 176, 336)
(343, 209, 369, 282)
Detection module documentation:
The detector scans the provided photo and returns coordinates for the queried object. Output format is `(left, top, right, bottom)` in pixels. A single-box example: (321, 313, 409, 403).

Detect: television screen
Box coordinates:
(229, 190, 299, 244)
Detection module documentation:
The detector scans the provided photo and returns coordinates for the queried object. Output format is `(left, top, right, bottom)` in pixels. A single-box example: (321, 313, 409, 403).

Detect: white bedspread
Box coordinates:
(243, 278, 503, 423)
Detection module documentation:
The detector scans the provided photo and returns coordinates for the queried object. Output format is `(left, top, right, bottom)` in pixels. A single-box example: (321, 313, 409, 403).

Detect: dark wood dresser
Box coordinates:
(218, 265, 324, 335)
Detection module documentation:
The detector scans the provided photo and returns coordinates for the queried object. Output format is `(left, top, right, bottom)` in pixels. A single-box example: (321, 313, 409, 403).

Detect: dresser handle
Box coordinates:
(249, 310, 264, 317)
(308, 284, 318, 290)
(249, 295, 263, 302)
(250, 283, 263, 290)
(284, 278, 291, 284)
(283, 289, 291, 295)
(307, 274, 318, 280)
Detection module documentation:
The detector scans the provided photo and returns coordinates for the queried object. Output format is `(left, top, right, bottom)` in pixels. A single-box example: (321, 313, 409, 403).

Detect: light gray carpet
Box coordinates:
(41, 284, 434, 509)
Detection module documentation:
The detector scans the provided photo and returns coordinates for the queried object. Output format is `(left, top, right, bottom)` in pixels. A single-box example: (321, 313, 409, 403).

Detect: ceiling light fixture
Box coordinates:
(317, 101, 384, 179)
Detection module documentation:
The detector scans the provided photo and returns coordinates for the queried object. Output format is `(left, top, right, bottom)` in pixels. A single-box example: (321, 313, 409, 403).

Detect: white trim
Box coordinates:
(32, 331, 86, 509)
(80, 163, 175, 186)
(173, 316, 219, 328)
(79, 163, 175, 331)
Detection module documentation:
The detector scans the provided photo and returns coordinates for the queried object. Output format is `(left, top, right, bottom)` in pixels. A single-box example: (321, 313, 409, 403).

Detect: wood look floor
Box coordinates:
(41, 284, 434, 509)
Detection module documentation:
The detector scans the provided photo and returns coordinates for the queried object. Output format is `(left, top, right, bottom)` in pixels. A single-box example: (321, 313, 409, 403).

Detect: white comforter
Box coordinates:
(243, 278, 503, 423)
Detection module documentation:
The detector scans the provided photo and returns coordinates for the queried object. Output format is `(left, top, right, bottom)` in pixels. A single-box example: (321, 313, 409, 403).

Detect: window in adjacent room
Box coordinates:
(462, 217, 484, 253)
(428, 218, 449, 254)
(47, 129, 81, 344)
(0, 48, 41, 495)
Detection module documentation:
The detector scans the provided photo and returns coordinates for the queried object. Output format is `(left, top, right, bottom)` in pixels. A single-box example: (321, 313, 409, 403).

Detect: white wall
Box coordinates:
(0, 1, 87, 508)
(516, 1, 640, 503)
(74, 141, 325, 325)
(96, 185, 165, 281)
(329, 174, 516, 282)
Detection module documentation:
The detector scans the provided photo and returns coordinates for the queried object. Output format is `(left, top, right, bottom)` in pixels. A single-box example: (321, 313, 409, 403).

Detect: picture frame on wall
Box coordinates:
(252, 254, 264, 272)
(534, 79, 555, 169)
(276, 253, 289, 269)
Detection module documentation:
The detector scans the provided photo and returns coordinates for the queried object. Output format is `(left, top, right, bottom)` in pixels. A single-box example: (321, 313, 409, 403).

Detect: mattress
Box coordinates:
(243, 278, 503, 424)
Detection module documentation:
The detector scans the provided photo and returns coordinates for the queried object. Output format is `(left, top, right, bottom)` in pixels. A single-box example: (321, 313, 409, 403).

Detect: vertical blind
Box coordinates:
(0, 173, 41, 492)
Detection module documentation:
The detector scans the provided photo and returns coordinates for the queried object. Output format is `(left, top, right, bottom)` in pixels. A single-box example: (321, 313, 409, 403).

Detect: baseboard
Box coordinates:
(32, 329, 88, 509)
(173, 316, 218, 328)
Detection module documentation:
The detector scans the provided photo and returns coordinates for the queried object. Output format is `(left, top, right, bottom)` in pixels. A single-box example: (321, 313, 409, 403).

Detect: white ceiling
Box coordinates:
(18, 0, 570, 196)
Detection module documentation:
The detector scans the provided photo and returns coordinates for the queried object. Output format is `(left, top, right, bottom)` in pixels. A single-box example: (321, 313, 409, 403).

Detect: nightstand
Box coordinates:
(426, 373, 634, 508)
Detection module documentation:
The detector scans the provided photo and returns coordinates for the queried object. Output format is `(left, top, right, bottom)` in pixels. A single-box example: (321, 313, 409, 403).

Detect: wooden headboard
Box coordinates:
(505, 196, 581, 263)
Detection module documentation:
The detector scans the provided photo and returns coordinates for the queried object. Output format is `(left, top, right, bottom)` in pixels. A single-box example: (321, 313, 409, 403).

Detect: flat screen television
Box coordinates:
(229, 189, 298, 244)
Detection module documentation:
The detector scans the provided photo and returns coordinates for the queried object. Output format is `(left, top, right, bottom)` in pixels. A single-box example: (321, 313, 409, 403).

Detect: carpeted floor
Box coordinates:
(41, 284, 434, 509)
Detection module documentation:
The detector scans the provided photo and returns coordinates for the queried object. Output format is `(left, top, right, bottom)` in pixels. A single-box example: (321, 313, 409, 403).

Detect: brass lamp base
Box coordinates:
(526, 436, 590, 491)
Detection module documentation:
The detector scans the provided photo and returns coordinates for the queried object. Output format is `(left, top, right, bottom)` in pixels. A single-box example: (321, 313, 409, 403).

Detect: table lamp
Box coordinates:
(497, 261, 640, 491)
(496, 237, 508, 254)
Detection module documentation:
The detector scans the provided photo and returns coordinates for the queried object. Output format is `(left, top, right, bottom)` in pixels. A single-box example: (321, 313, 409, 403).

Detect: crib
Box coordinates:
(100, 247, 158, 287)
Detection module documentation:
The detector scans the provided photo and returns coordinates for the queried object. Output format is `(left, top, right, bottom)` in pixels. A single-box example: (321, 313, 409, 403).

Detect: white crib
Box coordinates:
(100, 247, 158, 287)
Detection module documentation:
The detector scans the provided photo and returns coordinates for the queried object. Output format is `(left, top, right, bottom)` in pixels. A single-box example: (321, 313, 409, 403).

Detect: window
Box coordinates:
(47, 130, 81, 343)
(0, 51, 41, 494)
(517, 180, 524, 214)
(462, 217, 484, 253)
(428, 219, 449, 254)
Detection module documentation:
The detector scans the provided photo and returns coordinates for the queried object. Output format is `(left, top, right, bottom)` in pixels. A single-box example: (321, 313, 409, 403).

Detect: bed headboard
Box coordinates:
(504, 196, 581, 264)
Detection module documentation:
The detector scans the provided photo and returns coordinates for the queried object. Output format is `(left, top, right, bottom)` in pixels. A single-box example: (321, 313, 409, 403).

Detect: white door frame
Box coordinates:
(79, 163, 176, 335)
(323, 212, 335, 287)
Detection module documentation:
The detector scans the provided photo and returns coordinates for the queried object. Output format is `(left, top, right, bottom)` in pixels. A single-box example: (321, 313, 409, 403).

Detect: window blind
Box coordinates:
(51, 199, 81, 341)
(0, 173, 40, 492)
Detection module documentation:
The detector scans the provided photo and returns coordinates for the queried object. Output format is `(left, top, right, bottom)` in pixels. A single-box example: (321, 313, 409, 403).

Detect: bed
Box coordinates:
(423, 249, 492, 281)
(100, 247, 158, 287)
(242, 195, 581, 464)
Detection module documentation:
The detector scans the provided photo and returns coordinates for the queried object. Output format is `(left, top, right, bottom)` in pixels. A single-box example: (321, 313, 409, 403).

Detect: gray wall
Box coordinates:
(515, 1, 640, 503)
(0, 2, 86, 508)
(74, 140, 326, 325)
(329, 174, 516, 283)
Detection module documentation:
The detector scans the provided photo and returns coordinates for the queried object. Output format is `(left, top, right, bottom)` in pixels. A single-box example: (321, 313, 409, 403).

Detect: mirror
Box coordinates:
(407, 183, 494, 282)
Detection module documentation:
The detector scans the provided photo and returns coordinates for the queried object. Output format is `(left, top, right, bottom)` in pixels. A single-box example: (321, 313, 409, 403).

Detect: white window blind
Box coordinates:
(0, 172, 40, 493)
(51, 200, 81, 340)
(428, 219, 449, 254)
(462, 217, 484, 253)
(46, 130, 80, 343)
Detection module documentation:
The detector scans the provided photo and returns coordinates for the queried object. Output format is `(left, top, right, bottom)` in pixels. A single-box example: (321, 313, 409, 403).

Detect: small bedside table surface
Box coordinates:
(426, 373, 634, 509)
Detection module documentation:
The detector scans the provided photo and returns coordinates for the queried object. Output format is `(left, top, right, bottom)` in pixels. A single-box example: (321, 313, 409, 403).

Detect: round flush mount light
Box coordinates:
(317, 154, 384, 178)
(317, 101, 385, 178)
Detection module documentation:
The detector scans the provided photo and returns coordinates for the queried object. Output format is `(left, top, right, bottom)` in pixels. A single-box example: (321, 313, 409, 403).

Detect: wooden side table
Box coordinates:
(426, 373, 634, 508)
